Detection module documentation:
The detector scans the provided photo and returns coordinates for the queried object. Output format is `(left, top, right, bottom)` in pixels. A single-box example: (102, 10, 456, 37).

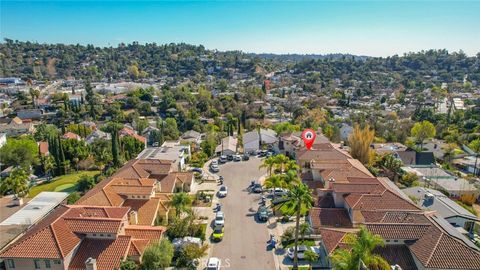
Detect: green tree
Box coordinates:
(0, 167, 29, 198)
(304, 249, 319, 270)
(141, 239, 174, 270)
(164, 118, 180, 140)
(120, 257, 137, 270)
(34, 123, 58, 141)
(90, 139, 112, 170)
(121, 136, 145, 160)
(468, 139, 480, 176)
(175, 244, 209, 268)
(282, 183, 314, 269)
(379, 154, 403, 182)
(171, 192, 192, 217)
(411, 120, 436, 150)
(67, 192, 81, 204)
(77, 175, 96, 193)
(0, 137, 39, 168)
(259, 156, 276, 176)
(330, 226, 389, 270)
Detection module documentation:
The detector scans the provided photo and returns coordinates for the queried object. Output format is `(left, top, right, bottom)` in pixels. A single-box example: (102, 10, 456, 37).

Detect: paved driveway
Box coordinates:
(208, 156, 276, 270)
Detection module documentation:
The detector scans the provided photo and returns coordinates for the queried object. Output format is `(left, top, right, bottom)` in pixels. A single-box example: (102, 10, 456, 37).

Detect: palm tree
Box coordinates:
(331, 226, 390, 270)
(0, 168, 30, 199)
(284, 159, 300, 173)
(282, 183, 314, 269)
(304, 249, 319, 270)
(29, 88, 40, 108)
(171, 192, 192, 217)
(299, 222, 312, 240)
(259, 156, 276, 176)
(264, 174, 287, 189)
(273, 154, 290, 173)
(282, 169, 300, 188)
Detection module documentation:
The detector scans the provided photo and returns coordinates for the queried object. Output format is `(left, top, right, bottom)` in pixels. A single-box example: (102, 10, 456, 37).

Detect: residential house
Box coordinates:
(304, 137, 480, 269)
(0, 117, 35, 136)
(276, 133, 301, 158)
(119, 127, 147, 148)
(402, 187, 479, 234)
(85, 130, 111, 144)
(402, 165, 479, 198)
(0, 205, 165, 270)
(339, 123, 353, 141)
(16, 109, 43, 120)
(62, 132, 82, 141)
(38, 141, 49, 156)
(77, 158, 194, 223)
(181, 130, 203, 146)
(453, 156, 480, 176)
(136, 142, 191, 172)
(215, 136, 238, 156)
(243, 129, 277, 154)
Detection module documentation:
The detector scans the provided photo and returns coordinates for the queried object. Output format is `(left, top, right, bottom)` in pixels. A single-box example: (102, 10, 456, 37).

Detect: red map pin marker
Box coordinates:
(301, 129, 316, 150)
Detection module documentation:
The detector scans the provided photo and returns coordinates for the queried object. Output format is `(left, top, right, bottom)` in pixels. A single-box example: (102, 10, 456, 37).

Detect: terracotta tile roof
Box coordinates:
(111, 185, 154, 195)
(296, 146, 351, 162)
(0, 206, 81, 259)
(409, 224, 480, 269)
(311, 159, 373, 183)
(124, 225, 165, 240)
(64, 206, 130, 219)
(64, 218, 123, 234)
(38, 141, 49, 155)
(304, 180, 325, 190)
(310, 208, 353, 229)
(361, 211, 431, 224)
(316, 193, 335, 208)
(128, 239, 150, 257)
(345, 190, 420, 211)
(68, 235, 131, 270)
(318, 229, 349, 254)
(119, 127, 146, 144)
(366, 224, 431, 240)
(374, 245, 418, 270)
(123, 198, 161, 226)
(332, 183, 383, 194)
(63, 132, 82, 140)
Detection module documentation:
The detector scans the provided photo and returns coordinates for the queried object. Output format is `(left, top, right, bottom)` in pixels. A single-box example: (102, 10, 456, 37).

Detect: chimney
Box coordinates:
(85, 258, 97, 270)
(130, 211, 138, 225)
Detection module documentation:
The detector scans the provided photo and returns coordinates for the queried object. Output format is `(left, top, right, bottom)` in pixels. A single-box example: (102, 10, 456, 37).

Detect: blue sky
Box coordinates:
(1, 1, 479, 56)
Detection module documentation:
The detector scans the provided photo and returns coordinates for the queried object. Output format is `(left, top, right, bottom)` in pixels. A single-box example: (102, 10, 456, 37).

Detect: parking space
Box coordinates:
(206, 156, 276, 270)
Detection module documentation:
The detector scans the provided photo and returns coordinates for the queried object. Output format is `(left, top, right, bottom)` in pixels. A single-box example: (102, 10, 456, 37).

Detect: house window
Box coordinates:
(53, 260, 61, 265)
(34, 259, 41, 269)
(100, 234, 104, 237)
(93, 233, 97, 236)
(6, 259, 15, 268)
(107, 234, 111, 237)
(393, 240, 399, 243)
(45, 260, 51, 268)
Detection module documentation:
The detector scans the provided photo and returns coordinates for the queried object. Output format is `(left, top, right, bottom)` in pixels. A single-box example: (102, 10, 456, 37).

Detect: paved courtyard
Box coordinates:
(207, 157, 277, 270)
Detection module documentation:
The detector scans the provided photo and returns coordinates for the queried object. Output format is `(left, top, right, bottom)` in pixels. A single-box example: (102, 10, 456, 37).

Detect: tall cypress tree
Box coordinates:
(112, 129, 121, 167)
(57, 135, 66, 175)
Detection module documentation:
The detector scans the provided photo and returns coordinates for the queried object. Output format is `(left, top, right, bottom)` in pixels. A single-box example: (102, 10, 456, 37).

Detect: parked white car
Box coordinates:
(210, 164, 220, 173)
(271, 188, 289, 197)
(218, 186, 228, 197)
(206, 257, 221, 270)
(286, 245, 319, 260)
(233, 154, 242, 161)
(214, 211, 225, 226)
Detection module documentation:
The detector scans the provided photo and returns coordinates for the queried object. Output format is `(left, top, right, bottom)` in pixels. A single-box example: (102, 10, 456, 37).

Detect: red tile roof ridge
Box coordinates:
(63, 216, 124, 221)
(425, 228, 445, 266)
(48, 225, 64, 257)
(125, 225, 167, 231)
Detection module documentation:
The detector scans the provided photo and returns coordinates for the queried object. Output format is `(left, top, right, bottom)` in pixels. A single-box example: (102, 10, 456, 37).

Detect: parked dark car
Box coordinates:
(257, 205, 269, 222)
(252, 183, 263, 193)
(227, 154, 234, 161)
(242, 153, 250, 161)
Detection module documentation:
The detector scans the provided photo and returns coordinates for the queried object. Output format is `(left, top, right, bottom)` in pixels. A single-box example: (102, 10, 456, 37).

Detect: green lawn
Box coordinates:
(29, 171, 100, 197)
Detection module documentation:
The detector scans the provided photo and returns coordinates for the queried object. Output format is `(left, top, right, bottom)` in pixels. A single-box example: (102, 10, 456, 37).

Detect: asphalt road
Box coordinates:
(209, 156, 276, 270)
